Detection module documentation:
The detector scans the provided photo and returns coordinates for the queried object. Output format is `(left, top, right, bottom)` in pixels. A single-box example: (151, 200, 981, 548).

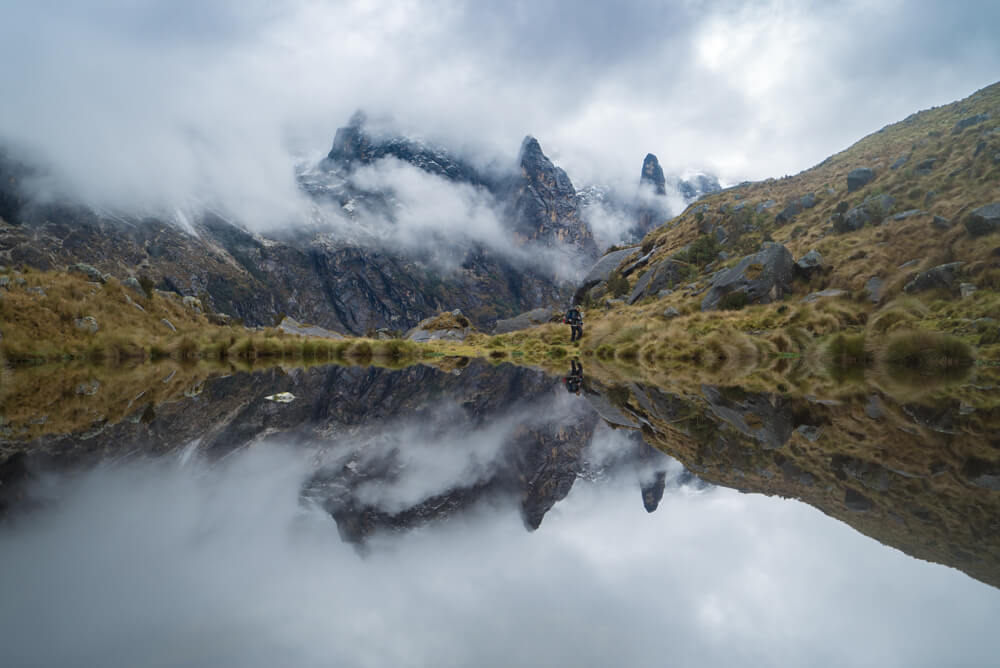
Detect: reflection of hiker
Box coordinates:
(564, 359, 583, 395)
(564, 305, 584, 342)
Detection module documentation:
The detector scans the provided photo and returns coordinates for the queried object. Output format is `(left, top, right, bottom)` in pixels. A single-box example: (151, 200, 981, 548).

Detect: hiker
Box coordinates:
(564, 359, 583, 395)
(564, 305, 583, 342)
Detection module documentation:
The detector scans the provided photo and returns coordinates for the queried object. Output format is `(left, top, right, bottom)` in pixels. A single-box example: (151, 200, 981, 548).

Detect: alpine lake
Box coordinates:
(1, 357, 999, 667)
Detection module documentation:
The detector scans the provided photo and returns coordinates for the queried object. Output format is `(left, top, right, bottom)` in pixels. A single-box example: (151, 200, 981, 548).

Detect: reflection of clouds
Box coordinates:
(3, 442, 998, 667)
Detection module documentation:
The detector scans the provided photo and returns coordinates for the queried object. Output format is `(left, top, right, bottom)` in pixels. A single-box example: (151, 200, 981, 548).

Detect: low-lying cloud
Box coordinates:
(3, 0, 999, 239)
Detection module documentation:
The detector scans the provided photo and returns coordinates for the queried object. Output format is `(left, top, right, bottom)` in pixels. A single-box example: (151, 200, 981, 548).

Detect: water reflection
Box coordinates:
(2, 359, 1000, 665)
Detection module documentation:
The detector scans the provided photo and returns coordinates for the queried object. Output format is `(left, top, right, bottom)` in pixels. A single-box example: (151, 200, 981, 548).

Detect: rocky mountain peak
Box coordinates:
(508, 136, 598, 261)
(641, 153, 667, 196)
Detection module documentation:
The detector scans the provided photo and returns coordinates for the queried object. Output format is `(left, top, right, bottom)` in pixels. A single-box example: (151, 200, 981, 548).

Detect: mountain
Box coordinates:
(577, 154, 721, 248)
(0, 114, 608, 334)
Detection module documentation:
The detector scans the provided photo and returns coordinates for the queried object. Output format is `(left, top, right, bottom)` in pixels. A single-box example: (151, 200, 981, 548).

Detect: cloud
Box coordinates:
(1, 0, 998, 230)
(1, 440, 998, 667)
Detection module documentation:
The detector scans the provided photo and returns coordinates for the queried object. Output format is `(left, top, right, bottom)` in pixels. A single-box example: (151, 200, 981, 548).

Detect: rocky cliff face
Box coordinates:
(635, 153, 670, 239)
(502, 136, 599, 262)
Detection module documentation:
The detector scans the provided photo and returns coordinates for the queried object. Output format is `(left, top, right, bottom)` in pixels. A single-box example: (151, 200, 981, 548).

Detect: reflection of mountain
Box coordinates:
(0, 361, 682, 536)
(582, 378, 1000, 589)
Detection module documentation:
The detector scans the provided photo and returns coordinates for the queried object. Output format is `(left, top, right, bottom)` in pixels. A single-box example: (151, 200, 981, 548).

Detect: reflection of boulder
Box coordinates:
(701, 386, 793, 450)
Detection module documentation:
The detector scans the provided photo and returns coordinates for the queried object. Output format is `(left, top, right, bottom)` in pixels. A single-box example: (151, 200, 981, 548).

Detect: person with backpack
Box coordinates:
(564, 305, 583, 342)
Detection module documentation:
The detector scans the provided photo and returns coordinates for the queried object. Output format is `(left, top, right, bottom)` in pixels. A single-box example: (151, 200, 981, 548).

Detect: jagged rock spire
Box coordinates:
(641, 153, 667, 196)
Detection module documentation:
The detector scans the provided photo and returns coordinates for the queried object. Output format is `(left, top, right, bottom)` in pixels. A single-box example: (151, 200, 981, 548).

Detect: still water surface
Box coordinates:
(1, 360, 999, 667)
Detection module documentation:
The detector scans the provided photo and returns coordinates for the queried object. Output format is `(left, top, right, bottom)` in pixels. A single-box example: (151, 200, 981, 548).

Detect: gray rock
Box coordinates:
(960, 283, 978, 298)
(755, 199, 776, 214)
(865, 394, 883, 419)
(572, 247, 637, 304)
(701, 243, 795, 311)
(794, 249, 823, 276)
(628, 257, 686, 305)
(75, 379, 100, 396)
(846, 167, 875, 192)
(903, 262, 965, 294)
(796, 425, 821, 442)
(952, 113, 990, 134)
(585, 388, 640, 429)
(775, 199, 803, 223)
(656, 289, 674, 298)
(915, 158, 938, 174)
(279, 316, 345, 339)
(406, 310, 471, 343)
(207, 313, 232, 326)
(0, 276, 8, 289)
(834, 193, 894, 233)
(964, 202, 1000, 237)
(932, 215, 952, 230)
(892, 209, 923, 221)
(890, 155, 908, 170)
(494, 307, 554, 334)
(181, 295, 203, 314)
(69, 263, 106, 283)
(620, 250, 654, 278)
(864, 276, 884, 304)
(844, 488, 873, 512)
(123, 276, 149, 299)
(74, 316, 99, 333)
(961, 458, 1000, 491)
(161, 318, 177, 333)
(834, 456, 890, 492)
(663, 306, 681, 318)
(27, 286, 46, 296)
(702, 385, 793, 450)
(801, 289, 846, 303)
(800, 192, 817, 209)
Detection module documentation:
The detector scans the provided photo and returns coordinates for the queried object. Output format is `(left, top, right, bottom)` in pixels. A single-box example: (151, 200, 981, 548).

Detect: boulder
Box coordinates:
(903, 262, 965, 294)
(794, 249, 823, 277)
(278, 316, 345, 339)
(702, 386, 793, 450)
(406, 309, 471, 343)
(755, 199, 776, 214)
(964, 203, 1000, 237)
(802, 289, 846, 303)
(800, 192, 817, 209)
(68, 263, 106, 283)
(846, 167, 875, 192)
(951, 113, 990, 134)
(662, 306, 681, 318)
(628, 257, 686, 305)
(775, 199, 803, 224)
(74, 316, 99, 333)
(864, 276, 885, 304)
(962, 458, 1000, 491)
(701, 243, 795, 311)
(960, 283, 978, 298)
(844, 488, 873, 512)
(915, 158, 937, 174)
(932, 215, 952, 230)
(891, 209, 922, 221)
(890, 155, 908, 170)
(161, 318, 177, 332)
(572, 247, 637, 304)
(123, 276, 149, 299)
(834, 193, 894, 233)
(494, 307, 555, 334)
(181, 295, 203, 314)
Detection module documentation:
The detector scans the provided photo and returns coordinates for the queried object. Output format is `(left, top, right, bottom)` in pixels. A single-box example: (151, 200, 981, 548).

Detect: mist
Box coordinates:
(3, 1, 999, 237)
(2, 438, 998, 667)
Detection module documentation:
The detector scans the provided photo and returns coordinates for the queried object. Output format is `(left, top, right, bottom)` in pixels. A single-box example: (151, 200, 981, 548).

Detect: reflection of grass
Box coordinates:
(882, 330, 973, 372)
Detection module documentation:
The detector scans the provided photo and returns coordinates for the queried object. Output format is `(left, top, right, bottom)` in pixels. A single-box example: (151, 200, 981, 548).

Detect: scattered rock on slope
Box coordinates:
(964, 203, 1000, 237)
(846, 167, 876, 192)
(701, 243, 795, 311)
(494, 308, 555, 334)
(903, 262, 965, 294)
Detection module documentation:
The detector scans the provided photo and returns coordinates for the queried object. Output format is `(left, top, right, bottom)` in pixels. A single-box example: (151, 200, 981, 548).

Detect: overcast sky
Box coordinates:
(2, 0, 999, 222)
